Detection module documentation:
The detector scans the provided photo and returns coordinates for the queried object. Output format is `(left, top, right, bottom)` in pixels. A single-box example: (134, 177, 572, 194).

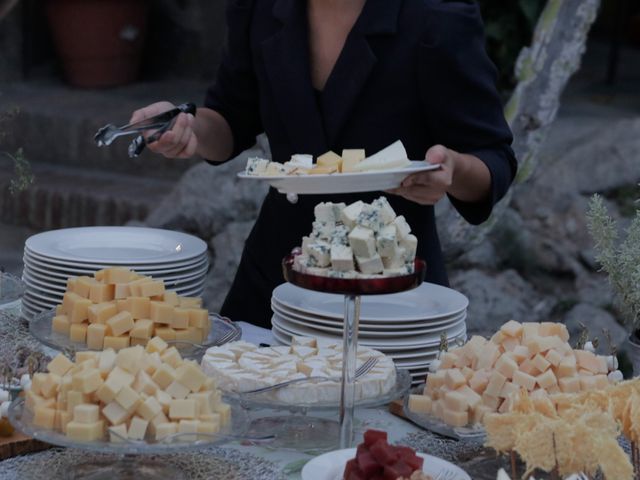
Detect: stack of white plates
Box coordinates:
(271, 283, 469, 385)
(21, 227, 209, 319)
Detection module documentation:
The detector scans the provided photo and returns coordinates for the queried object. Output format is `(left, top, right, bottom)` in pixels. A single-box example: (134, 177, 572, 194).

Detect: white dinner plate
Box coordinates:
(272, 318, 466, 351)
(25, 227, 207, 264)
(238, 161, 440, 195)
(270, 300, 465, 331)
(301, 447, 470, 480)
(272, 283, 468, 322)
(272, 312, 466, 338)
(24, 249, 208, 273)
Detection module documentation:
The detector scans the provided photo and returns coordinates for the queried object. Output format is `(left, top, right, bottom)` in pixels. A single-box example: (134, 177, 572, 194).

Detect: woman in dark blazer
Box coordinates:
(131, 0, 517, 328)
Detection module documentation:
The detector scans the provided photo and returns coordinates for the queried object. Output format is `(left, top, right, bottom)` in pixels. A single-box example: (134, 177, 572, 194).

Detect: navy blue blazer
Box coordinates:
(205, 0, 517, 328)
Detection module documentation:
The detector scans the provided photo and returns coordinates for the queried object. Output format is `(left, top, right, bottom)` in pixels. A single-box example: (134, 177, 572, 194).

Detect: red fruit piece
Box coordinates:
(403, 453, 424, 472)
(370, 440, 399, 465)
(345, 462, 365, 480)
(363, 429, 388, 447)
(383, 460, 413, 480)
(357, 451, 382, 477)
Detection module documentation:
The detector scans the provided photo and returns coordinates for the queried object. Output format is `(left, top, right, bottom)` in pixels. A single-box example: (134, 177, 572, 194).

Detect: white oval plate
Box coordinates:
(301, 448, 470, 480)
(272, 283, 468, 322)
(26, 227, 207, 264)
(238, 161, 440, 195)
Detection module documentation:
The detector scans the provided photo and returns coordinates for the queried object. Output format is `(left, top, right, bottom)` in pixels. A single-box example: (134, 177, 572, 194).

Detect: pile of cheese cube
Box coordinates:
(408, 320, 622, 428)
(51, 267, 211, 351)
(293, 197, 417, 278)
(245, 140, 411, 176)
(25, 337, 230, 443)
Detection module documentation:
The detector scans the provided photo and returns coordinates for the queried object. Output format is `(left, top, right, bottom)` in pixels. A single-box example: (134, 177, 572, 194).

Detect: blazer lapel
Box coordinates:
(321, 0, 404, 147)
(261, 0, 328, 156)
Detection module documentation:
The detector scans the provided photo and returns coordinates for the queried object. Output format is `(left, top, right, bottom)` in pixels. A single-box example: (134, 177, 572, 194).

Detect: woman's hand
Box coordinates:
(388, 145, 454, 205)
(388, 145, 492, 206)
(129, 101, 198, 159)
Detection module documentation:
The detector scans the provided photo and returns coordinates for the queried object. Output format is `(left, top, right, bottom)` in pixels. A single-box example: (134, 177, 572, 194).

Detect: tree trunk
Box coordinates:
(437, 0, 601, 260)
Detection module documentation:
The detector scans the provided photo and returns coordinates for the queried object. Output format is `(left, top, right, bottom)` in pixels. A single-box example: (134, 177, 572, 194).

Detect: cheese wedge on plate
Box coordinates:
(352, 140, 411, 172)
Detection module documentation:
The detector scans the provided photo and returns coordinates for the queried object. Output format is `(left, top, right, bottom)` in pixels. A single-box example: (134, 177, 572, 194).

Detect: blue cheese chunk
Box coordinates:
(356, 254, 384, 275)
(301, 236, 312, 255)
(314, 202, 339, 223)
(356, 204, 385, 232)
(382, 246, 407, 269)
(340, 201, 365, 228)
(264, 162, 290, 176)
(245, 157, 270, 176)
(400, 234, 418, 261)
(376, 225, 398, 257)
(307, 242, 331, 267)
(330, 224, 350, 246)
(330, 244, 355, 272)
(348, 226, 376, 258)
(289, 154, 313, 168)
(327, 270, 359, 279)
(393, 215, 412, 241)
(383, 264, 414, 276)
(373, 197, 397, 225)
(310, 221, 335, 242)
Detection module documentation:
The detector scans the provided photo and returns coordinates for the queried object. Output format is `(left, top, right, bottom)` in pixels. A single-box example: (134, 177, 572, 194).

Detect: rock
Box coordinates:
(202, 220, 254, 313)
(578, 248, 599, 272)
(562, 303, 628, 351)
(575, 272, 615, 308)
(450, 269, 549, 337)
(451, 241, 498, 270)
(143, 146, 269, 240)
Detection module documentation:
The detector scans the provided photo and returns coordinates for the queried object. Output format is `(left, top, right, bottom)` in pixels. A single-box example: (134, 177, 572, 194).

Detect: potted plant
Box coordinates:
(45, 0, 148, 88)
(587, 192, 640, 374)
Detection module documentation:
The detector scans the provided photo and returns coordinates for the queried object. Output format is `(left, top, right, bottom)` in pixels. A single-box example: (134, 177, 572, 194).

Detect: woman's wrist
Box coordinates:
(446, 150, 491, 203)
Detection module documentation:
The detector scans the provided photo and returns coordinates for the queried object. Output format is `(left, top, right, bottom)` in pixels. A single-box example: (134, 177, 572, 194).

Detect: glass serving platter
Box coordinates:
(29, 308, 241, 360)
(9, 397, 252, 455)
(0, 272, 24, 317)
(224, 368, 412, 413)
(403, 386, 486, 442)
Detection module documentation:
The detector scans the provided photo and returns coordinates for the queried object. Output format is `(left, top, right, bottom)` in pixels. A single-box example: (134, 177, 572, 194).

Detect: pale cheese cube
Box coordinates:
(356, 254, 384, 275)
(47, 354, 74, 377)
(197, 421, 220, 436)
(152, 364, 176, 390)
(103, 401, 130, 425)
(558, 376, 581, 393)
(392, 215, 411, 241)
(178, 419, 200, 438)
(136, 396, 163, 421)
(160, 347, 183, 368)
(89, 283, 115, 304)
(103, 267, 134, 284)
(72, 368, 103, 394)
(107, 311, 134, 337)
(128, 416, 148, 440)
(444, 369, 466, 390)
(457, 385, 481, 410)
(52, 314, 71, 335)
(155, 390, 172, 415)
(69, 323, 88, 343)
(73, 404, 100, 424)
(500, 336, 520, 353)
(341, 149, 365, 172)
(330, 244, 354, 272)
(66, 420, 104, 442)
(133, 370, 159, 396)
(115, 385, 141, 412)
(500, 320, 523, 338)
(169, 399, 198, 420)
(512, 345, 530, 363)
(482, 393, 501, 410)
(317, 150, 342, 168)
(499, 381, 519, 399)
(175, 362, 207, 393)
(574, 350, 602, 374)
(109, 424, 128, 443)
(115, 346, 145, 375)
(485, 371, 507, 397)
(426, 371, 446, 390)
(494, 355, 518, 380)
(579, 375, 598, 391)
(57, 410, 72, 433)
(348, 226, 376, 258)
(103, 335, 130, 351)
(307, 242, 331, 268)
(33, 406, 56, 428)
(130, 319, 154, 339)
(544, 349, 563, 367)
(475, 343, 501, 370)
(163, 291, 179, 307)
(166, 381, 190, 400)
(439, 352, 458, 369)
(468, 370, 490, 394)
(408, 395, 432, 414)
(340, 201, 365, 228)
(470, 405, 493, 424)
(87, 323, 109, 350)
(531, 354, 551, 373)
(519, 359, 538, 376)
(146, 336, 169, 354)
(114, 283, 131, 299)
(214, 403, 231, 426)
(150, 301, 174, 324)
(536, 369, 558, 389)
(155, 422, 178, 441)
(512, 370, 537, 391)
(442, 408, 468, 427)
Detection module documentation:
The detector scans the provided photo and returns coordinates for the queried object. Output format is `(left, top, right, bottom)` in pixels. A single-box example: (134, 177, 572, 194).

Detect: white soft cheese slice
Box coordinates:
(352, 140, 410, 172)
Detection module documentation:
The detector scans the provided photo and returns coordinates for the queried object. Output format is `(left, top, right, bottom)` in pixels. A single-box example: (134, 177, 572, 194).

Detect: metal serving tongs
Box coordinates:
(94, 102, 196, 158)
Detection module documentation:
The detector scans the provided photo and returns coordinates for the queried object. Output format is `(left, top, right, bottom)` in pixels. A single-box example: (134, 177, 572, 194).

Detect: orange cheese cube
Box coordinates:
(154, 327, 176, 341)
(444, 369, 466, 390)
(107, 311, 134, 337)
(69, 323, 88, 343)
(188, 309, 209, 329)
(171, 308, 190, 329)
(442, 408, 468, 427)
(75, 276, 98, 298)
(103, 335, 130, 351)
(103, 267, 134, 284)
(468, 370, 490, 394)
(130, 319, 154, 339)
(52, 314, 71, 335)
(89, 283, 115, 303)
(69, 297, 92, 324)
(558, 376, 581, 393)
(484, 371, 507, 397)
(536, 369, 558, 389)
(139, 281, 165, 298)
(495, 354, 518, 380)
(531, 354, 551, 373)
(87, 302, 118, 324)
(87, 324, 109, 350)
(512, 370, 537, 391)
(500, 320, 523, 338)
(544, 349, 563, 367)
(150, 302, 174, 324)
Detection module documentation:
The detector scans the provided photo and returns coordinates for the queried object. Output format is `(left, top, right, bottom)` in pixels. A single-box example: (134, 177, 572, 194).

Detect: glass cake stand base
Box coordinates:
(247, 416, 340, 454)
(71, 456, 185, 480)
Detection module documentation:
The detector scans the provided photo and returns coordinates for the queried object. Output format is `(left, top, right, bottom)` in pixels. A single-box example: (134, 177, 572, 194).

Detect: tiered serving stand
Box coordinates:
(282, 254, 426, 448)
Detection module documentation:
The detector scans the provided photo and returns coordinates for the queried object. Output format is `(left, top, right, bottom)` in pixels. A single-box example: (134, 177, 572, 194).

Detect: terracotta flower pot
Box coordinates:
(46, 0, 148, 88)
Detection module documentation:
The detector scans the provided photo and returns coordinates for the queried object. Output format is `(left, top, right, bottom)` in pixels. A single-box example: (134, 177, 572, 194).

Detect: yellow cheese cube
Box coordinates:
(66, 391, 90, 413)
(103, 401, 130, 425)
(187, 392, 214, 415)
(72, 368, 103, 394)
(175, 362, 207, 393)
(171, 308, 190, 329)
(128, 278, 152, 297)
(214, 403, 231, 426)
(66, 420, 104, 441)
(87, 302, 118, 324)
(169, 399, 198, 420)
(75, 276, 98, 298)
(25, 390, 45, 411)
(536, 369, 558, 389)
(160, 347, 182, 368)
(444, 369, 466, 390)
(130, 319, 154, 339)
(495, 354, 518, 380)
(87, 323, 109, 350)
(317, 150, 342, 168)
(443, 390, 468, 412)
(115, 385, 141, 412)
(148, 411, 170, 436)
(115, 346, 145, 374)
(33, 406, 57, 428)
(113, 283, 131, 299)
(340, 149, 365, 172)
(103, 267, 134, 284)
(69, 323, 88, 343)
(61, 291, 81, 315)
(69, 297, 92, 324)
(95, 380, 121, 404)
(153, 327, 176, 341)
(109, 424, 128, 443)
(40, 374, 61, 398)
(137, 395, 163, 421)
(155, 422, 178, 441)
(89, 282, 115, 303)
(128, 297, 152, 319)
(103, 335, 130, 351)
(130, 337, 147, 347)
(47, 354, 74, 377)
(75, 351, 98, 364)
(139, 281, 165, 298)
(174, 327, 202, 344)
(178, 419, 200, 436)
(468, 370, 490, 394)
(197, 421, 220, 436)
(107, 311, 134, 337)
(97, 349, 117, 373)
(66, 277, 78, 294)
(152, 364, 176, 390)
(512, 370, 537, 391)
(188, 309, 208, 329)
(127, 416, 148, 440)
(178, 296, 202, 308)
(52, 314, 71, 335)
(145, 336, 168, 354)
(56, 410, 72, 433)
(150, 301, 174, 324)
(163, 291, 179, 307)
(73, 403, 100, 424)
(166, 381, 190, 400)
(408, 395, 432, 414)
(442, 408, 468, 427)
